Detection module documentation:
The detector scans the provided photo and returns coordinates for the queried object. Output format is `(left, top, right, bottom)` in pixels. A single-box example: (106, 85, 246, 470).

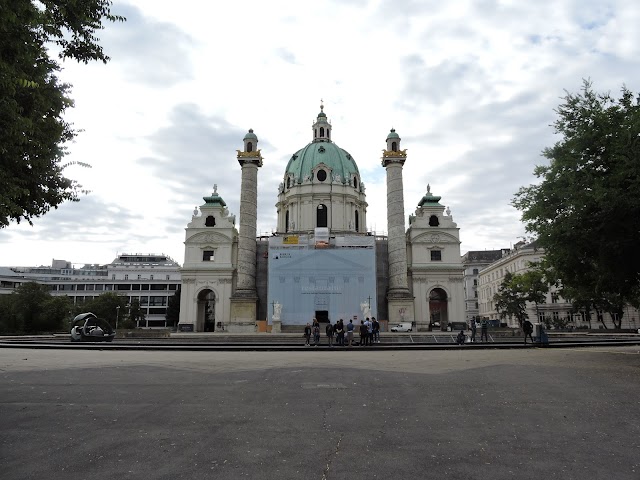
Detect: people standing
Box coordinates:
(470, 320, 477, 343)
(346, 319, 355, 347)
(335, 320, 344, 346)
(326, 321, 334, 347)
(304, 322, 311, 346)
(359, 320, 367, 346)
(480, 318, 489, 342)
(372, 317, 380, 343)
(312, 318, 320, 347)
(523, 319, 534, 344)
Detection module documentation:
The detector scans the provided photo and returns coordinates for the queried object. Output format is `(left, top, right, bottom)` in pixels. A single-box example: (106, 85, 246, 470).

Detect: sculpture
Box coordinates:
(273, 301, 282, 321)
(360, 301, 371, 319)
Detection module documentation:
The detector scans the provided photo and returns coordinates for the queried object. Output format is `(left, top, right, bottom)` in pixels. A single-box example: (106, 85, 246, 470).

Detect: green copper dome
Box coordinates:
(243, 129, 258, 141)
(386, 128, 400, 140)
(285, 141, 360, 183)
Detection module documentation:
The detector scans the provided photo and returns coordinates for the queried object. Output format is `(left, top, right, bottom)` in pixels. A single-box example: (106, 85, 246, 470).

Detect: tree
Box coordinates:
(493, 272, 528, 326)
(0, 1, 125, 227)
(519, 263, 550, 320)
(128, 297, 145, 328)
(82, 292, 127, 328)
(0, 281, 72, 333)
(513, 80, 640, 311)
(165, 289, 181, 328)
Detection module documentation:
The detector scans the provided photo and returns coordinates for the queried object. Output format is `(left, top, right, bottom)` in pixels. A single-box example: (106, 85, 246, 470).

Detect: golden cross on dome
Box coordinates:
(213, 184, 217, 194)
(320, 98, 324, 111)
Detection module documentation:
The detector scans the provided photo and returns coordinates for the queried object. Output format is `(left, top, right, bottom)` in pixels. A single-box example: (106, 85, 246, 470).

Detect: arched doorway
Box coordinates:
(197, 289, 216, 332)
(429, 288, 448, 330)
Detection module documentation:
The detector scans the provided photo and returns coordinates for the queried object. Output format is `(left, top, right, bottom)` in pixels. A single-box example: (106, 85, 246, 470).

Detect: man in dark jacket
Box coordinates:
(523, 319, 534, 344)
(326, 322, 334, 347)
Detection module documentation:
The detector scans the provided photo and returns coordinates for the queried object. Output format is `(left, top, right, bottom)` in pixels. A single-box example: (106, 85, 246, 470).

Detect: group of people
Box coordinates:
(303, 317, 380, 347)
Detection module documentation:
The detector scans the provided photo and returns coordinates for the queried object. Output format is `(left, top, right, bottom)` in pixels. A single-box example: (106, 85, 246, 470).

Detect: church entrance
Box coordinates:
(197, 289, 216, 332)
(315, 310, 329, 324)
(429, 288, 448, 331)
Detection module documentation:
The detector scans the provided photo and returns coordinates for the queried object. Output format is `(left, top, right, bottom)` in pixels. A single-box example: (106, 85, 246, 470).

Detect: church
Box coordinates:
(177, 106, 464, 332)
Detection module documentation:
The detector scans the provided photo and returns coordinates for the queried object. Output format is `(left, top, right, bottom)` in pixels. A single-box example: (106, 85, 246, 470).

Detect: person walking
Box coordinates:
(346, 319, 355, 347)
(470, 320, 477, 343)
(480, 318, 489, 342)
(523, 319, 534, 344)
(326, 321, 334, 347)
(303, 322, 311, 346)
(312, 318, 320, 347)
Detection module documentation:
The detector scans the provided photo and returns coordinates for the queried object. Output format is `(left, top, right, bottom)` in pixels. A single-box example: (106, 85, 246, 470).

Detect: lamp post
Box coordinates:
(116, 305, 120, 331)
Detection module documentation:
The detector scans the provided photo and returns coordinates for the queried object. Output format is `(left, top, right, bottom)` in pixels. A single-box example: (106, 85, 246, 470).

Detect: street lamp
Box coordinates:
(116, 305, 120, 331)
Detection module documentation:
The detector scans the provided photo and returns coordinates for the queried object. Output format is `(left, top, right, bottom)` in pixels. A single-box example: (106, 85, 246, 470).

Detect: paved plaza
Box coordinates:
(1, 346, 639, 479)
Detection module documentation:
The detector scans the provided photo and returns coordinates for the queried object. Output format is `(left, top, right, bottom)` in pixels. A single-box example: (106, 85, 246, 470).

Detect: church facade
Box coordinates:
(178, 106, 464, 332)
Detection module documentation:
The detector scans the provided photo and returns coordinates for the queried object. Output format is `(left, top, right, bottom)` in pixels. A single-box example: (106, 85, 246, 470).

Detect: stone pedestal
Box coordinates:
(387, 299, 415, 327)
(271, 320, 282, 333)
(229, 297, 258, 333)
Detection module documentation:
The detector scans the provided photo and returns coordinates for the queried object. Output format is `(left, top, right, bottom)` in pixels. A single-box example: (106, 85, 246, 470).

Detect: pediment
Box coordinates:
(412, 231, 459, 244)
(187, 231, 233, 244)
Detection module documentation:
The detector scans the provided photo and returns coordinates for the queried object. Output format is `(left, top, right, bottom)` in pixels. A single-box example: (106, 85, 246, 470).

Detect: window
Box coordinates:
(430, 250, 442, 261)
(355, 210, 359, 232)
(473, 268, 478, 274)
(166, 275, 170, 280)
(320, 127, 324, 137)
(286, 177, 291, 189)
(76, 284, 85, 291)
(474, 291, 478, 298)
(473, 279, 477, 286)
(316, 169, 327, 182)
(353, 176, 358, 189)
(429, 215, 439, 227)
(137, 275, 141, 280)
(391, 141, 397, 152)
(125, 274, 129, 280)
(316, 204, 327, 228)
(112, 274, 116, 280)
(95, 284, 104, 291)
(150, 275, 154, 280)
(247, 141, 253, 152)
(475, 302, 478, 309)
(203, 250, 214, 261)
(205, 215, 216, 227)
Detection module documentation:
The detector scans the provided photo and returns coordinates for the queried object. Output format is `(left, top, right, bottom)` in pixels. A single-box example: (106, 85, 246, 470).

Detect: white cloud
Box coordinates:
(2, 0, 639, 267)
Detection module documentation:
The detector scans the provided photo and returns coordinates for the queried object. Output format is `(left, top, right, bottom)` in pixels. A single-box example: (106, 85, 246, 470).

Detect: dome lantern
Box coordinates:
(312, 100, 332, 143)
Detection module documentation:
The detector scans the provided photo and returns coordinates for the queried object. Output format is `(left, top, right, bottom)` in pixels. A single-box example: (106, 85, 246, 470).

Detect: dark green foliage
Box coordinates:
(493, 272, 529, 326)
(82, 292, 128, 328)
(128, 297, 145, 328)
(513, 80, 640, 314)
(0, 281, 72, 333)
(0, 1, 125, 227)
(165, 289, 181, 327)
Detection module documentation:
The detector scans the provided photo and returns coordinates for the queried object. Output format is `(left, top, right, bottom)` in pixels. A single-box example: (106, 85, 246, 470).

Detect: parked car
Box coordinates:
(390, 322, 412, 332)
(70, 312, 115, 342)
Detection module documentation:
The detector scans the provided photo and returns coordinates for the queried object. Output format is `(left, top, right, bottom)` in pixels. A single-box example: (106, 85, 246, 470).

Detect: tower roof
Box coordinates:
(285, 105, 360, 182)
(417, 184, 442, 207)
(285, 141, 360, 182)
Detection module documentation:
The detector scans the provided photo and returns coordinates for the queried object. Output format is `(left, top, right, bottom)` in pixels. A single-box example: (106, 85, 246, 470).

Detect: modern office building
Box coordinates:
(0, 254, 181, 327)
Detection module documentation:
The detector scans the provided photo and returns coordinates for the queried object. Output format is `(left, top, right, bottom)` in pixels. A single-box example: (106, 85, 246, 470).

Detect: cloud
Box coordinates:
(99, 3, 195, 87)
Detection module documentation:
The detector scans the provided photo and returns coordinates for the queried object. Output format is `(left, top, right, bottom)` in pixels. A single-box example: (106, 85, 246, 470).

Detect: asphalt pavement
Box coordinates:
(1, 346, 639, 479)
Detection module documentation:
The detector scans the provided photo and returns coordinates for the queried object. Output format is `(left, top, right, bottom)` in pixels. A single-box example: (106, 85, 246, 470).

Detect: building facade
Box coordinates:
(461, 250, 506, 324)
(0, 254, 181, 327)
(177, 106, 465, 332)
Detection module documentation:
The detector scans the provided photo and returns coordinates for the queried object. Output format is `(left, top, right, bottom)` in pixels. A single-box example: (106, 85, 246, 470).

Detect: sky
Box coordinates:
(2, 0, 639, 268)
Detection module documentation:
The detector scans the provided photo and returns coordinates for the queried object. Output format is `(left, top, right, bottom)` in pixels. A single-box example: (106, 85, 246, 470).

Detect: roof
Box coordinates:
(285, 141, 360, 182)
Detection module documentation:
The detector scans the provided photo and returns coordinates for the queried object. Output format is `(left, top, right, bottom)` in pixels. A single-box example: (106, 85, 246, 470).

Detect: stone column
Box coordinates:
(382, 149, 415, 326)
(230, 146, 263, 332)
